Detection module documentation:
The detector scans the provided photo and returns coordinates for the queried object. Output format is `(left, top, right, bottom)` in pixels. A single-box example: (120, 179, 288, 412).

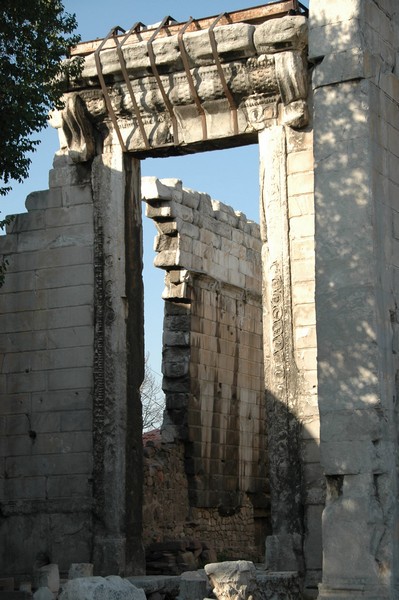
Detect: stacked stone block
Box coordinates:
(311, 0, 399, 597)
(0, 160, 95, 580)
(259, 119, 320, 597)
(142, 176, 268, 561)
(286, 127, 322, 590)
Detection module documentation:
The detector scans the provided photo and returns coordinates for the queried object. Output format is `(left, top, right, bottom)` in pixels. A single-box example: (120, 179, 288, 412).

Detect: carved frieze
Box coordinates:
(56, 14, 309, 157)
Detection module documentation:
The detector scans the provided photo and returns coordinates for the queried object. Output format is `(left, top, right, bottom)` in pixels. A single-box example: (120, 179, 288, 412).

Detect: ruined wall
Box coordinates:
(0, 4, 341, 589)
(0, 159, 95, 579)
(0, 145, 145, 580)
(143, 433, 260, 571)
(142, 177, 267, 563)
(311, 0, 399, 597)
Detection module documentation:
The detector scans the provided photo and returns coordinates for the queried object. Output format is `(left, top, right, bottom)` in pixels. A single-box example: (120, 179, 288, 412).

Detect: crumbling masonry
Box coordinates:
(1, 0, 399, 598)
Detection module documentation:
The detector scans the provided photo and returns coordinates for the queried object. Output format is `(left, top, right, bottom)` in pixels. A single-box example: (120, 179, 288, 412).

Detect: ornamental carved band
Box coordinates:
(57, 13, 308, 158)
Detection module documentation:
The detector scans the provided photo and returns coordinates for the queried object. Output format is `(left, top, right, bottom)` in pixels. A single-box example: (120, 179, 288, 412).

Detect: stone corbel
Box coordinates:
(60, 93, 97, 162)
(274, 51, 308, 128)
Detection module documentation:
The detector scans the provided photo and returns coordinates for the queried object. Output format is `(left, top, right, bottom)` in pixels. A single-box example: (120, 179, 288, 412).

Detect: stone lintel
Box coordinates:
(55, 14, 309, 158)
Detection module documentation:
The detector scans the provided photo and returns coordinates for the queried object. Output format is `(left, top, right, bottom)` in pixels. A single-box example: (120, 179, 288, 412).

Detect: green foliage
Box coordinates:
(0, 0, 81, 196)
(0, 215, 14, 287)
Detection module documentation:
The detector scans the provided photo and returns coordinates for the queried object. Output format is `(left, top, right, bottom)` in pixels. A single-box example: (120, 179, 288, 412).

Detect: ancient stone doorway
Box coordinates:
(0, 3, 320, 595)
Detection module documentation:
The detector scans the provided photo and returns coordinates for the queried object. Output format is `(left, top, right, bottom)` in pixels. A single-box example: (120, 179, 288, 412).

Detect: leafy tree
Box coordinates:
(0, 0, 81, 197)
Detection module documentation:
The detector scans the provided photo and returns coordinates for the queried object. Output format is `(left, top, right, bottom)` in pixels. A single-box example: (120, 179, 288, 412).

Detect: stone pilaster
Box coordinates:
(91, 142, 145, 575)
(311, 0, 399, 597)
(259, 126, 303, 572)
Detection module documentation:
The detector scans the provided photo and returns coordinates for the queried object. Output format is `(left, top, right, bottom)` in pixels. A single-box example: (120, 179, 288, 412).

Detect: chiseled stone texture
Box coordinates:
(204, 560, 258, 600)
(143, 435, 261, 566)
(142, 177, 268, 563)
(311, 0, 399, 598)
(260, 123, 320, 596)
(59, 576, 146, 600)
(62, 15, 309, 155)
(0, 159, 95, 580)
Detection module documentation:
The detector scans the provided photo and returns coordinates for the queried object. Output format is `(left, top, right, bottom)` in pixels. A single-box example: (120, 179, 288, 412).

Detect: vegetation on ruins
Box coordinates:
(0, 0, 81, 197)
(141, 354, 165, 432)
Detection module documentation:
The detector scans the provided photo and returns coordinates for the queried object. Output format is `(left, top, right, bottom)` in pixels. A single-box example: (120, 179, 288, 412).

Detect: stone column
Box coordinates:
(259, 125, 303, 572)
(91, 142, 145, 575)
(311, 0, 399, 597)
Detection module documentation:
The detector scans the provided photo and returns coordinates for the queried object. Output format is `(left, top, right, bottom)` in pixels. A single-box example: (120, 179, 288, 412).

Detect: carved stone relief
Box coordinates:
(54, 14, 308, 158)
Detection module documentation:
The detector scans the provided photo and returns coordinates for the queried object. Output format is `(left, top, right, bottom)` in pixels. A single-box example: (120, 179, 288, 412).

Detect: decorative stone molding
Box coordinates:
(260, 126, 303, 572)
(54, 13, 309, 158)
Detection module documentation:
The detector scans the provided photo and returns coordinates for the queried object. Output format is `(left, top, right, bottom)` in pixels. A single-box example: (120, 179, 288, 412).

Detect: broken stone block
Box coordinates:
(58, 576, 146, 600)
(33, 588, 53, 600)
(253, 15, 307, 54)
(183, 23, 255, 66)
(204, 561, 259, 600)
(177, 570, 211, 600)
(33, 565, 59, 594)
(68, 563, 94, 579)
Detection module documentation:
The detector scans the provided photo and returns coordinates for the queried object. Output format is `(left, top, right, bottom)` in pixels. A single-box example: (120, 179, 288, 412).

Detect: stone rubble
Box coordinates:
(204, 561, 258, 600)
(32, 589, 53, 600)
(67, 563, 93, 579)
(0, 563, 301, 600)
(58, 576, 146, 600)
(32, 566, 59, 596)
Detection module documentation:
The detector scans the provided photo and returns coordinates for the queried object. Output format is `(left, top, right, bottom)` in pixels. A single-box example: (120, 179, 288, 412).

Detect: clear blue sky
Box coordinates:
(1, 0, 307, 381)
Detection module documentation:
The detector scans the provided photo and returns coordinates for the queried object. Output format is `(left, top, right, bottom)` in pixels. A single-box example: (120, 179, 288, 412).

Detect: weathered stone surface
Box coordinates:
(253, 16, 307, 54)
(33, 564, 59, 593)
(55, 13, 309, 157)
(68, 563, 94, 579)
(204, 561, 258, 600)
(311, 0, 399, 598)
(127, 576, 179, 598)
(59, 577, 145, 600)
(142, 176, 261, 297)
(177, 570, 210, 600)
(33, 588, 53, 600)
(256, 571, 301, 600)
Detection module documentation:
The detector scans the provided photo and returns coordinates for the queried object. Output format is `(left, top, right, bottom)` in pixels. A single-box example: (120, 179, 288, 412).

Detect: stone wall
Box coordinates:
(142, 177, 268, 564)
(0, 147, 145, 580)
(311, 0, 399, 597)
(0, 160, 95, 580)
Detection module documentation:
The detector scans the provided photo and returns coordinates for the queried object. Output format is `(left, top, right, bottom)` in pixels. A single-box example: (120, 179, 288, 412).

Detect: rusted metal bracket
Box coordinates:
(208, 13, 238, 136)
(72, 1, 305, 57)
(177, 18, 208, 141)
(116, 22, 151, 150)
(94, 26, 127, 152)
(88, 1, 307, 153)
(147, 16, 180, 145)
